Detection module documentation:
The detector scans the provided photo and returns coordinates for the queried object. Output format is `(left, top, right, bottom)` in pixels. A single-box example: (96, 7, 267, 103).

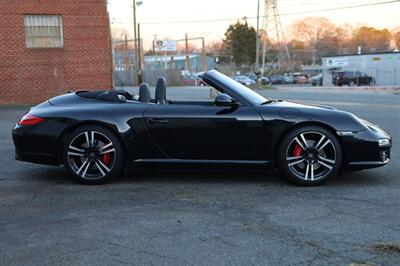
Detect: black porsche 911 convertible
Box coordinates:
(12, 70, 391, 185)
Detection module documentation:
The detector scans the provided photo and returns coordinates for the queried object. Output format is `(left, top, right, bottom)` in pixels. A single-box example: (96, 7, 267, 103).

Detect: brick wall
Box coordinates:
(0, 0, 112, 104)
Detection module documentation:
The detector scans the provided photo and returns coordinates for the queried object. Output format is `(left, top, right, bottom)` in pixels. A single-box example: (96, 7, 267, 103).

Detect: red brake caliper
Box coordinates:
(102, 153, 111, 165)
(292, 144, 303, 157)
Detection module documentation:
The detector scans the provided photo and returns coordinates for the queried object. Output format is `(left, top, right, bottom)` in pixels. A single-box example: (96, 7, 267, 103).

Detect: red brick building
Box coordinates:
(0, 0, 112, 104)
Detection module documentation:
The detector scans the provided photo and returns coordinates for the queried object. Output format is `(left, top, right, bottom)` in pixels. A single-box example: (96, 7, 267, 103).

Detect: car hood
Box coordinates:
(257, 100, 368, 132)
(270, 100, 336, 111)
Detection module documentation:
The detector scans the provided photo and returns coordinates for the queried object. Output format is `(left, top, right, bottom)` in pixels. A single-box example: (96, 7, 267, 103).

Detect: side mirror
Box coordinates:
(215, 93, 238, 107)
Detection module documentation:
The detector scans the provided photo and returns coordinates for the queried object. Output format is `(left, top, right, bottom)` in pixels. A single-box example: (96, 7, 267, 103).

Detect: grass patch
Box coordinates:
(371, 242, 400, 255)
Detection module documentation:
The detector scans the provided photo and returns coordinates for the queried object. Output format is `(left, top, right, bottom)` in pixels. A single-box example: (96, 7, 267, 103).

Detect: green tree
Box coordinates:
(223, 19, 256, 66)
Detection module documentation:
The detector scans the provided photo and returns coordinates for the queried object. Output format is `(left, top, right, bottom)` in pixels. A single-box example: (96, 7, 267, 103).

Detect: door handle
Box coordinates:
(148, 117, 168, 124)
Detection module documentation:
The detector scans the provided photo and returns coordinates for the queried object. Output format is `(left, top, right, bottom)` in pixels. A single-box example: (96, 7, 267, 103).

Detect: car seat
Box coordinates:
(138, 83, 151, 103)
(155, 77, 167, 104)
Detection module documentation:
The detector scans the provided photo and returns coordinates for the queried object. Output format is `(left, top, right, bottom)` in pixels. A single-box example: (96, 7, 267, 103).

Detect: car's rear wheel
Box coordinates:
(278, 126, 342, 186)
(63, 125, 124, 184)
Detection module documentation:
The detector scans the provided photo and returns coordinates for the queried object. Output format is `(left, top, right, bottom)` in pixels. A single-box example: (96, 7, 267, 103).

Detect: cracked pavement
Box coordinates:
(0, 88, 399, 265)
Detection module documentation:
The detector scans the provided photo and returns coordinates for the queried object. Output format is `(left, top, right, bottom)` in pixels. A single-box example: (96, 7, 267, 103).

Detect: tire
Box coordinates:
(62, 125, 125, 184)
(277, 126, 342, 186)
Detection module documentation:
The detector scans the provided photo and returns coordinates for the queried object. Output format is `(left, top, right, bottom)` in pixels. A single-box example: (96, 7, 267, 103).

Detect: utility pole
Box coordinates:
(137, 23, 142, 84)
(261, 41, 266, 75)
(132, 0, 139, 85)
(175, 35, 206, 71)
(201, 37, 207, 71)
(311, 42, 316, 66)
(185, 33, 191, 73)
(152, 34, 157, 53)
(124, 34, 129, 68)
(255, 0, 260, 72)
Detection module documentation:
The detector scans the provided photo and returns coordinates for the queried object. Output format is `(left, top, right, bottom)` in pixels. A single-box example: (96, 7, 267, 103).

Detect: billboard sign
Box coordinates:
(326, 57, 348, 67)
(155, 40, 177, 52)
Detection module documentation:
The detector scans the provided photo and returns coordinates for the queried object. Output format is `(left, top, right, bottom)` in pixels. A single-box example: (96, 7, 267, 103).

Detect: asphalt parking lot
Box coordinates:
(1, 88, 399, 265)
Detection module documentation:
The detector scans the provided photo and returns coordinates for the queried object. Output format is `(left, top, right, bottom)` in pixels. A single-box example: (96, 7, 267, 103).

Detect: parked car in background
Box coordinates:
(290, 73, 309, 84)
(293, 76, 309, 84)
(234, 75, 255, 86)
(182, 76, 207, 86)
(247, 73, 259, 83)
(310, 73, 323, 86)
(268, 75, 285, 85)
(268, 75, 293, 85)
(282, 75, 294, 84)
(332, 71, 374, 86)
(261, 76, 270, 85)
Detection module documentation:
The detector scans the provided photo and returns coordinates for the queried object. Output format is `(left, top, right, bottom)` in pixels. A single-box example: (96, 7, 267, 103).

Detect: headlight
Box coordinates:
(378, 138, 390, 147)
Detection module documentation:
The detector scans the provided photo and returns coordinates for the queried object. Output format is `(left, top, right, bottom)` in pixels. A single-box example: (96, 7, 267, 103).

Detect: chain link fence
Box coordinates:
(112, 39, 182, 87)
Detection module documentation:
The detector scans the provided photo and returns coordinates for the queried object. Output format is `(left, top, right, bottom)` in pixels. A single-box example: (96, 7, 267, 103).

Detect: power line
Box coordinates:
(110, 0, 376, 24)
(280, 0, 400, 15)
(131, 0, 400, 25)
(111, 0, 379, 23)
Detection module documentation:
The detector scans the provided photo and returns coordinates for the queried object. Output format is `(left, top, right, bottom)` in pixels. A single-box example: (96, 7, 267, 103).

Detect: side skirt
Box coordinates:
(127, 159, 274, 168)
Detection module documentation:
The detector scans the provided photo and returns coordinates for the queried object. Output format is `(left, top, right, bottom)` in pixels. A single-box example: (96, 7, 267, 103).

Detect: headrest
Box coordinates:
(139, 83, 151, 102)
(155, 77, 167, 104)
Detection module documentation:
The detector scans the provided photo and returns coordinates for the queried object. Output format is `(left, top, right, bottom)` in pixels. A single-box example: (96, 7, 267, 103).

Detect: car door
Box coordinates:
(143, 104, 264, 161)
(345, 72, 353, 84)
(358, 72, 369, 85)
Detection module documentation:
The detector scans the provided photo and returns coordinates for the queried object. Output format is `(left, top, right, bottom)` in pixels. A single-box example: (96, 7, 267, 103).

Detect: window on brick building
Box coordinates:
(24, 15, 63, 48)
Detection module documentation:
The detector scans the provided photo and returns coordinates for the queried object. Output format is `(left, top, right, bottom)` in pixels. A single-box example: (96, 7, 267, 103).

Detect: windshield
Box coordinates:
(209, 71, 268, 105)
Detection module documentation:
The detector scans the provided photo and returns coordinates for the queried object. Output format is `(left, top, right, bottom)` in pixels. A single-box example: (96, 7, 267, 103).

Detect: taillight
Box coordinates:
(18, 113, 44, 125)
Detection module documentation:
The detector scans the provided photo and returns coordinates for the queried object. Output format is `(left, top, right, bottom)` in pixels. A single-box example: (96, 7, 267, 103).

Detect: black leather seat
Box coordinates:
(155, 77, 167, 104)
(97, 91, 126, 103)
(138, 83, 151, 103)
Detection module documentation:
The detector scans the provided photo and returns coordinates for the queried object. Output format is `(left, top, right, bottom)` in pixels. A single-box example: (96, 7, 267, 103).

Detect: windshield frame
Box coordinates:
(202, 70, 269, 106)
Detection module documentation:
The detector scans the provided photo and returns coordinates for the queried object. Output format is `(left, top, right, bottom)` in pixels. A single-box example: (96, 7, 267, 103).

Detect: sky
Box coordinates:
(107, 0, 400, 50)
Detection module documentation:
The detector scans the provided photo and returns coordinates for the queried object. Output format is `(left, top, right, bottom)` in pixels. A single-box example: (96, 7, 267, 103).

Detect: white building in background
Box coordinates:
(321, 52, 400, 86)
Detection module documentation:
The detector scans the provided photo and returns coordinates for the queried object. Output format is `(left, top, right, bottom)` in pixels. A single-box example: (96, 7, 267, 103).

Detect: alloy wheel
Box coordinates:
(286, 131, 336, 181)
(67, 131, 116, 180)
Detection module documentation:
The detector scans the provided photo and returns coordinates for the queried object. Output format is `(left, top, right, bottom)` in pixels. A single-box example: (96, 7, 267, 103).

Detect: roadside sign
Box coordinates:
(155, 40, 177, 52)
(326, 57, 348, 67)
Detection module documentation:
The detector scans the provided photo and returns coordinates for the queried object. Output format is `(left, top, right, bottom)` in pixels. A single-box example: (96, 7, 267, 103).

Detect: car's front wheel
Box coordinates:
(278, 126, 342, 186)
(63, 125, 124, 184)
